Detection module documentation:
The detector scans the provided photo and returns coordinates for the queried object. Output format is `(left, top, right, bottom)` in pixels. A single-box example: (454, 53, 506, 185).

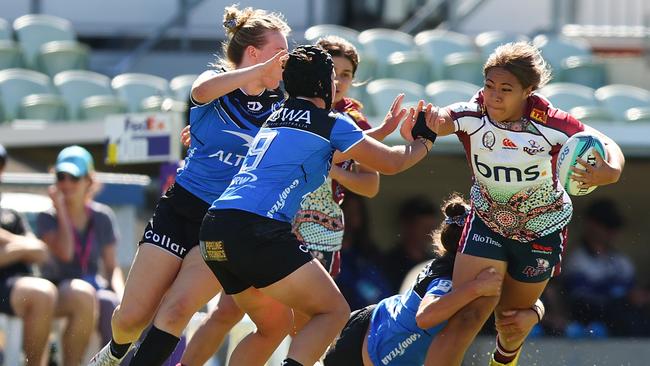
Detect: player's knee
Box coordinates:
(329, 294, 351, 330)
(112, 303, 150, 334)
(210, 301, 245, 328)
(157, 297, 199, 329)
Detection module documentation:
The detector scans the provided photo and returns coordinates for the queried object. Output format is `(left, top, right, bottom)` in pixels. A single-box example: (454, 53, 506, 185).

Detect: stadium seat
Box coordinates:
(0, 99, 6, 123)
(414, 30, 475, 81)
(625, 106, 650, 122)
(442, 52, 484, 86)
(474, 31, 530, 61)
(53, 70, 114, 120)
(140, 95, 165, 112)
(559, 55, 608, 89)
(0, 40, 25, 69)
(13, 14, 76, 68)
(425, 80, 480, 107)
(532, 34, 591, 74)
(0, 18, 13, 41)
(36, 40, 89, 77)
(569, 105, 616, 123)
(366, 78, 424, 117)
(358, 28, 415, 78)
(111, 73, 170, 113)
(304, 24, 361, 49)
(79, 95, 127, 120)
(169, 74, 198, 101)
(594, 84, 650, 121)
(538, 82, 598, 111)
(0, 68, 53, 120)
(18, 93, 67, 120)
(386, 51, 429, 84)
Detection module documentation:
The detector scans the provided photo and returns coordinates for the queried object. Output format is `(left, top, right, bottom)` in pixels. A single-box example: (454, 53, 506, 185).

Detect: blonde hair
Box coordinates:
(483, 41, 552, 91)
(217, 4, 290, 69)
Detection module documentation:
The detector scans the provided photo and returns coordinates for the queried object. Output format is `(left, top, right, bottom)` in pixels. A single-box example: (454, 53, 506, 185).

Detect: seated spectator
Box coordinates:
(0, 144, 58, 366)
(563, 199, 650, 336)
(36, 145, 125, 363)
(382, 195, 438, 293)
(335, 193, 392, 310)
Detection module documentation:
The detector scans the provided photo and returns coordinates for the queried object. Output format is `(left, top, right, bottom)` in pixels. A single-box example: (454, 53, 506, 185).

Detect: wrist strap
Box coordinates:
(531, 299, 545, 323)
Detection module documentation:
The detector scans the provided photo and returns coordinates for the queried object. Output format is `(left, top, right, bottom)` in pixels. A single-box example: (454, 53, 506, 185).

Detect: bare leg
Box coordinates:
(151, 247, 222, 336)
(111, 245, 182, 343)
(56, 279, 97, 366)
(11, 277, 57, 366)
(180, 294, 244, 366)
(229, 288, 293, 366)
(259, 259, 350, 365)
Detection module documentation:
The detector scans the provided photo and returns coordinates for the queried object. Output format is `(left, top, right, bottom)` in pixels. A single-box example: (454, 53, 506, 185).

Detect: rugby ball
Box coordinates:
(556, 132, 607, 196)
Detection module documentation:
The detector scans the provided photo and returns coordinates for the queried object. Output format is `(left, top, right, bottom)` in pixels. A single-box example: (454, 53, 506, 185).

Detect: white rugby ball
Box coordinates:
(556, 132, 607, 196)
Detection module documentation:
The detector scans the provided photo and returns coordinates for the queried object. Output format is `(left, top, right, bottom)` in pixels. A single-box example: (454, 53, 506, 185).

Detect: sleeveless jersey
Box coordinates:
(449, 91, 584, 242)
(212, 98, 364, 222)
(175, 69, 284, 204)
(367, 255, 454, 366)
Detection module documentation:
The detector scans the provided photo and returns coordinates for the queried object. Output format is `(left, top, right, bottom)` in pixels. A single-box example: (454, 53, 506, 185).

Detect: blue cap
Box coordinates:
(55, 145, 94, 178)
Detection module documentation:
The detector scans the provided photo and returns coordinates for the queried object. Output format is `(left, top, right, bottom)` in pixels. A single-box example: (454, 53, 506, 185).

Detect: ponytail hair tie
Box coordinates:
(223, 18, 237, 29)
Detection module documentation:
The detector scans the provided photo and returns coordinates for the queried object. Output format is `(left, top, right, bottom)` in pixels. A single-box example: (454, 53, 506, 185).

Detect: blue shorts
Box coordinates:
(458, 211, 567, 283)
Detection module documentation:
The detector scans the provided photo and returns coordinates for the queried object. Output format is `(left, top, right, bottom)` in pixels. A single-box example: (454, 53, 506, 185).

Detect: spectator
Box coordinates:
(0, 144, 58, 366)
(563, 198, 650, 336)
(36, 145, 125, 364)
(382, 195, 438, 292)
(335, 193, 392, 310)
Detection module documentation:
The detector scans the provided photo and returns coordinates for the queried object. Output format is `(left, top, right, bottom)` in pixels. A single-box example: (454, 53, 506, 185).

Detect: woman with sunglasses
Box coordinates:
(37, 145, 124, 366)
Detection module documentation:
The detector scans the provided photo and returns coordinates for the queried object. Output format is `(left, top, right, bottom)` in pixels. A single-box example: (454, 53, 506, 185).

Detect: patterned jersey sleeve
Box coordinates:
(331, 114, 365, 153)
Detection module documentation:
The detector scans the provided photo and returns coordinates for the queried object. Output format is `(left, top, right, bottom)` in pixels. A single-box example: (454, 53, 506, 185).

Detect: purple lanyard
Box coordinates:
(71, 207, 94, 274)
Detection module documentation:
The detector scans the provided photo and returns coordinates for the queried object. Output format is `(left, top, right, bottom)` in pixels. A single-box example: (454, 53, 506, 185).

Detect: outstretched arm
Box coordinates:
(329, 164, 380, 198)
(416, 267, 502, 329)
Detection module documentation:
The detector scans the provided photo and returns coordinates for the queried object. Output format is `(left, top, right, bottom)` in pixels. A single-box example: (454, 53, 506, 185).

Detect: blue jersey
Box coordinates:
(212, 98, 364, 222)
(175, 69, 284, 204)
(367, 256, 454, 366)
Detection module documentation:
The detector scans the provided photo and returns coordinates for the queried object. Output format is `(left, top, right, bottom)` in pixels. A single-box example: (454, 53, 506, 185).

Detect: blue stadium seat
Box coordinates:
(0, 18, 13, 41)
(0, 40, 25, 69)
(111, 73, 170, 113)
(0, 68, 53, 120)
(79, 95, 127, 120)
(359, 28, 415, 78)
(474, 31, 530, 61)
(425, 80, 479, 107)
(594, 84, 650, 121)
(18, 93, 67, 120)
(386, 51, 430, 84)
(559, 55, 608, 89)
(414, 30, 475, 81)
(366, 78, 424, 117)
(304, 24, 361, 49)
(13, 14, 76, 68)
(36, 40, 89, 77)
(53, 70, 114, 120)
(538, 82, 598, 111)
(532, 34, 591, 75)
(569, 105, 616, 123)
(442, 52, 484, 86)
(169, 74, 198, 101)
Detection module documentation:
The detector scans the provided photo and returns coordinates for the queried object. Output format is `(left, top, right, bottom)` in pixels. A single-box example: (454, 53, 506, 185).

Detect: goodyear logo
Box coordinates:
(530, 108, 547, 123)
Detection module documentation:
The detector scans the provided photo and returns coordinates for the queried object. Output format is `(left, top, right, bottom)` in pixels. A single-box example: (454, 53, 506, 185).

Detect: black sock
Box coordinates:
(281, 358, 304, 366)
(129, 326, 180, 366)
(109, 338, 132, 359)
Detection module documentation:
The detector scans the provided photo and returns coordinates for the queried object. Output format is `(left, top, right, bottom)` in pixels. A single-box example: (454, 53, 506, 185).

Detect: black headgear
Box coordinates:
(283, 45, 334, 109)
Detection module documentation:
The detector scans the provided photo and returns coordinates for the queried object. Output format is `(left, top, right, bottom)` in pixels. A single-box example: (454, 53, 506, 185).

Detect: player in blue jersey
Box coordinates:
(199, 45, 442, 366)
(88, 6, 293, 366)
(322, 193, 544, 366)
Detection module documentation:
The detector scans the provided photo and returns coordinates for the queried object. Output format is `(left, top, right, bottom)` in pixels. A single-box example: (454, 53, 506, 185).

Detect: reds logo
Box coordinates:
(522, 258, 550, 277)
